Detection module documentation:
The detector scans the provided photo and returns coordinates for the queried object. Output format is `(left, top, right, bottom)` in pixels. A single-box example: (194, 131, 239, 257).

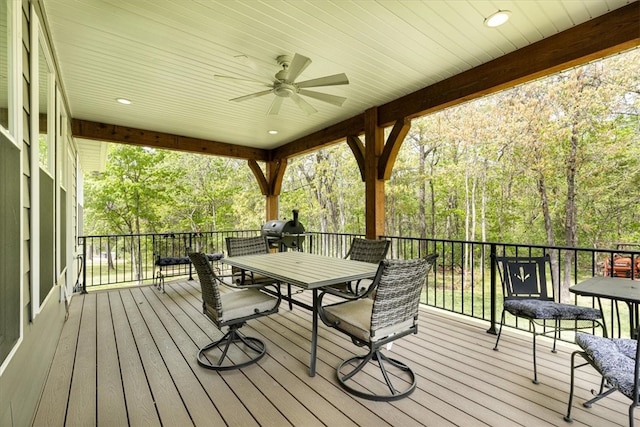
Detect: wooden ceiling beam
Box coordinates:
(274, 2, 639, 159)
(271, 114, 364, 160)
(72, 119, 269, 161)
(376, 2, 640, 127)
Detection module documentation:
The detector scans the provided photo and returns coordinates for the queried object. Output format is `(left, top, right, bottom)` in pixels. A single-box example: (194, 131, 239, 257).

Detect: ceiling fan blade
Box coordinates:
(233, 54, 279, 84)
(267, 97, 284, 115)
(298, 89, 346, 107)
(230, 89, 273, 102)
(286, 53, 312, 82)
(297, 73, 349, 88)
(214, 74, 272, 87)
(290, 93, 317, 115)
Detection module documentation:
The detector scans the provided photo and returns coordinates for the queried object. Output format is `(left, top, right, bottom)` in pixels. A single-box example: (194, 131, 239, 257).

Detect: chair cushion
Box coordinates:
(576, 332, 638, 399)
(157, 253, 223, 266)
(207, 252, 225, 262)
(156, 256, 191, 266)
(504, 299, 601, 320)
(324, 299, 373, 342)
(214, 289, 278, 324)
(323, 299, 414, 343)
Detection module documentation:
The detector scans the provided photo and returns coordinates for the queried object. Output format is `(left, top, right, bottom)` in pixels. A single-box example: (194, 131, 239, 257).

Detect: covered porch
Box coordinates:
(33, 278, 635, 426)
(2, 2, 638, 426)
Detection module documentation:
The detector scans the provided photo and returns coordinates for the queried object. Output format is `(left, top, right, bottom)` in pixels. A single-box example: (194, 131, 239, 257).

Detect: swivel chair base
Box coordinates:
(337, 350, 416, 401)
(197, 325, 266, 371)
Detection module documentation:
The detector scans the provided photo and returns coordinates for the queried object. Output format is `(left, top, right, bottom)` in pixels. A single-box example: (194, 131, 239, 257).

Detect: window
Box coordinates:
(38, 35, 54, 306)
(0, 0, 12, 134)
(0, 0, 18, 369)
(0, 133, 20, 365)
(38, 42, 51, 172)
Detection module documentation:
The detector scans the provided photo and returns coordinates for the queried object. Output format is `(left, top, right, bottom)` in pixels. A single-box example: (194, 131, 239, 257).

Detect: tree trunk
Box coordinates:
(107, 239, 115, 270)
(537, 173, 561, 301)
(419, 144, 426, 238)
(562, 126, 580, 302)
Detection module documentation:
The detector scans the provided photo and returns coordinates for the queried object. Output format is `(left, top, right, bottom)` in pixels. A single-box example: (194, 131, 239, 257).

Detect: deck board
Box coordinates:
(109, 290, 160, 426)
(66, 293, 97, 426)
(33, 279, 640, 427)
(31, 288, 83, 427)
(96, 292, 129, 427)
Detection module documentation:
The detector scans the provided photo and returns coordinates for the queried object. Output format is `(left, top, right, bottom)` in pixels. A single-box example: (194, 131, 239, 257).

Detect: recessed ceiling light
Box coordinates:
(268, 130, 278, 135)
(116, 98, 132, 105)
(484, 10, 511, 28)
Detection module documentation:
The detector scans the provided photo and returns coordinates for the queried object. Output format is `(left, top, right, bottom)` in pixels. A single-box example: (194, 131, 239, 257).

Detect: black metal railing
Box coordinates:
(78, 230, 262, 291)
(77, 231, 640, 338)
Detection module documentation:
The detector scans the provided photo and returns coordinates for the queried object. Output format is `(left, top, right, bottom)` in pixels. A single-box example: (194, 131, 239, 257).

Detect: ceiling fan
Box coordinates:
(215, 53, 349, 115)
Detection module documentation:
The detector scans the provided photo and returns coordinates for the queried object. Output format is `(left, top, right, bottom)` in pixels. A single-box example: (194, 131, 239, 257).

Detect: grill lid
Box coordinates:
(261, 210, 305, 237)
(261, 210, 305, 249)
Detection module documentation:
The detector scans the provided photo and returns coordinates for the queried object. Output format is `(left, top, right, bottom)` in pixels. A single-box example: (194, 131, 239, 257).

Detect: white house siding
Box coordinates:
(0, 2, 78, 426)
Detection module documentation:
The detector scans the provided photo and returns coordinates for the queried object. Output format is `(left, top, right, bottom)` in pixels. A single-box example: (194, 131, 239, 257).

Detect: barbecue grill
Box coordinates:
(261, 209, 305, 251)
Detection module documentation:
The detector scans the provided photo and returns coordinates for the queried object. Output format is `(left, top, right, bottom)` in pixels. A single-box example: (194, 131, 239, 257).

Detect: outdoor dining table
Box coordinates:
(570, 276, 640, 338)
(222, 251, 380, 377)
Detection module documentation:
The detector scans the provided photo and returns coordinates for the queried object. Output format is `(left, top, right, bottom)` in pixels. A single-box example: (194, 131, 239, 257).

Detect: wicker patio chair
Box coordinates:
(225, 235, 294, 308)
(323, 238, 390, 299)
(189, 252, 281, 371)
(493, 255, 605, 384)
(318, 254, 438, 401)
(225, 236, 273, 285)
(564, 332, 639, 426)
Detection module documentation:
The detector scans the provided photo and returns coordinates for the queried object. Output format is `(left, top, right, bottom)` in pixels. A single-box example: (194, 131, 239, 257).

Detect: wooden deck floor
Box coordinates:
(32, 279, 637, 426)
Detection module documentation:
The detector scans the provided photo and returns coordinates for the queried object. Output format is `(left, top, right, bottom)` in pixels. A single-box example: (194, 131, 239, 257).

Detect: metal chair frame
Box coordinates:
(493, 255, 605, 384)
(318, 254, 438, 401)
(564, 332, 639, 426)
(225, 235, 295, 309)
(189, 252, 280, 371)
(323, 238, 390, 299)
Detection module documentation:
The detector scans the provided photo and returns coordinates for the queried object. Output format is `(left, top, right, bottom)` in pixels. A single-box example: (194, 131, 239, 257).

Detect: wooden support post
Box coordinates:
(248, 159, 287, 221)
(364, 108, 385, 239)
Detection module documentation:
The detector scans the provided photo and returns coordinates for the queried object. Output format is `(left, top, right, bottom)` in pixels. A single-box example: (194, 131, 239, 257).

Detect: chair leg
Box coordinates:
(531, 321, 539, 384)
(564, 350, 580, 422)
(565, 350, 613, 423)
(493, 310, 506, 351)
(551, 318, 559, 353)
(197, 325, 266, 371)
(582, 376, 607, 408)
(583, 382, 617, 407)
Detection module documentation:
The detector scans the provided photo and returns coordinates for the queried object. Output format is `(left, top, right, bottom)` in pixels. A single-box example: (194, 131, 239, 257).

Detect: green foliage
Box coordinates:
(84, 148, 264, 235)
(84, 146, 180, 235)
(83, 49, 640, 250)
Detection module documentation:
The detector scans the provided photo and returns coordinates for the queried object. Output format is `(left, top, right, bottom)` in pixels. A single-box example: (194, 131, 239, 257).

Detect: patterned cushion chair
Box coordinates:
(564, 332, 639, 425)
(493, 255, 605, 384)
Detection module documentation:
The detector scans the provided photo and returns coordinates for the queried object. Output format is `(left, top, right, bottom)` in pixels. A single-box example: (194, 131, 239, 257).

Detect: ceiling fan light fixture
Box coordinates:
(484, 10, 511, 28)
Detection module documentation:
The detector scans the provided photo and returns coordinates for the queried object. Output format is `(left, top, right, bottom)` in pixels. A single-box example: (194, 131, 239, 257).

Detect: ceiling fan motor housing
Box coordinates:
(273, 82, 297, 97)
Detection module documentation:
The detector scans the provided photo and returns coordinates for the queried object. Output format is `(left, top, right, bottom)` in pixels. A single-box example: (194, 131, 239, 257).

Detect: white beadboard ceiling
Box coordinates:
(39, 0, 633, 171)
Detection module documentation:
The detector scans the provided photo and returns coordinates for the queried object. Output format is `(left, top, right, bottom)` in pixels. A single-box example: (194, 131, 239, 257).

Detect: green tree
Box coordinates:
(84, 145, 181, 278)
